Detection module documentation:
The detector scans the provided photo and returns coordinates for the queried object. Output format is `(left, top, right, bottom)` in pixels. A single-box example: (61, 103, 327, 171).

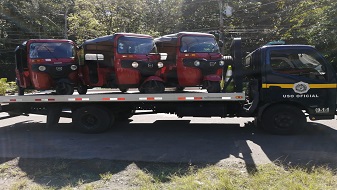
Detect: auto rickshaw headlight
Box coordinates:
(158, 62, 164, 68)
(38, 66, 46, 71)
(70, 65, 78, 71)
(194, 60, 200, 67)
(132, 62, 139, 68)
(219, 60, 225, 66)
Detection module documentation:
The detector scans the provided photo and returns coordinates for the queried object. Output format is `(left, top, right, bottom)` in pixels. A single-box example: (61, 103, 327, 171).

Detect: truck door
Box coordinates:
(262, 46, 336, 119)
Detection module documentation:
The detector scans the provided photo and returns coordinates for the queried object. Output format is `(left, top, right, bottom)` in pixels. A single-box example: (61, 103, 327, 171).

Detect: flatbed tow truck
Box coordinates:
(1, 39, 336, 135)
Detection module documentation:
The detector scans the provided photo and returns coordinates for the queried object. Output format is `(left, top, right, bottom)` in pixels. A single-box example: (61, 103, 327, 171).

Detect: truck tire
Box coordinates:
(230, 38, 243, 92)
(261, 105, 306, 135)
(73, 105, 112, 133)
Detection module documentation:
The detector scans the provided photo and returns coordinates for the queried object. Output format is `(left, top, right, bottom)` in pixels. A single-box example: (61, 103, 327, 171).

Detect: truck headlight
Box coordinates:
(70, 65, 78, 70)
(158, 62, 164, 68)
(38, 66, 46, 71)
(219, 60, 225, 66)
(194, 60, 200, 66)
(132, 62, 139, 68)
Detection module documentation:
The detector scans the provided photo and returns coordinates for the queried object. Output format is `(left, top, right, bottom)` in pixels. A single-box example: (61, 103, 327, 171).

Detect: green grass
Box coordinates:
(138, 164, 337, 190)
(0, 158, 336, 190)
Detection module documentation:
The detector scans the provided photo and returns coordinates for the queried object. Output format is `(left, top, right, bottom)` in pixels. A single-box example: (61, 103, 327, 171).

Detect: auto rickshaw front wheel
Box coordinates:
(139, 80, 165, 93)
(56, 82, 74, 95)
(77, 84, 88, 95)
(205, 81, 221, 93)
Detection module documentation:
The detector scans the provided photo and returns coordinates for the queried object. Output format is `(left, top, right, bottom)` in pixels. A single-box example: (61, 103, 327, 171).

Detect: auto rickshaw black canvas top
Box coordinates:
(81, 33, 153, 47)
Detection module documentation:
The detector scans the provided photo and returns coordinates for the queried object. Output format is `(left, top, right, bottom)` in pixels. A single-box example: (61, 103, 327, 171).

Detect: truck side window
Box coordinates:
(270, 51, 327, 81)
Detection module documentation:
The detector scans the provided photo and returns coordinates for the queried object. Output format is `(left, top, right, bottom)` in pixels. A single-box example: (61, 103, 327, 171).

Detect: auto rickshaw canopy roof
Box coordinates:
(154, 32, 216, 45)
(81, 33, 153, 47)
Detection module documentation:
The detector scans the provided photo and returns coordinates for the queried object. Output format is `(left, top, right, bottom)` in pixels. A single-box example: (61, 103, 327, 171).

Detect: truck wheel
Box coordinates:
(141, 80, 165, 93)
(261, 105, 306, 135)
(206, 81, 221, 93)
(56, 83, 74, 95)
(77, 84, 88, 95)
(73, 105, 112, 133)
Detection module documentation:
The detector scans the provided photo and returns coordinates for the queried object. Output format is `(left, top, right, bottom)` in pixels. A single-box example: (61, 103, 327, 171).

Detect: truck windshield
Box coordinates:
(29, 42, 74, 59)
(117, 36, 157, 54)
(180, 36, 219, 53)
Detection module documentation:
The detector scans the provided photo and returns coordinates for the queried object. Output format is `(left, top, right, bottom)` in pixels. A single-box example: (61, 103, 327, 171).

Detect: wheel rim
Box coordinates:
(81, 114, 98, 129)
(273, 112, 294, 129)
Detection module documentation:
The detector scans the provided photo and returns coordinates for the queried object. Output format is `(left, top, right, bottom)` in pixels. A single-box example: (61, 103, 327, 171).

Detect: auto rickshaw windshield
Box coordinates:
(180, 36, 220, 53)
(29, 42, 75, 59)
(117, 36, 157, 54)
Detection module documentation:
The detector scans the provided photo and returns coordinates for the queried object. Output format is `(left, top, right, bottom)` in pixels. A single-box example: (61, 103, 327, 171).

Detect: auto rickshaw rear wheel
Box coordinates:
(18, 86, 25, 95)
(139, 80, 165, 93)
(16, 79, 25, 95)
(175, 85, 185, 92)
(119, 88, 129, 93)
(56, 82, 74, 95)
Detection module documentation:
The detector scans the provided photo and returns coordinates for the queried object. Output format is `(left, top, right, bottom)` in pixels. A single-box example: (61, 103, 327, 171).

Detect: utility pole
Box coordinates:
(218, 0, 224, 54)
(64, 7, 69, 39)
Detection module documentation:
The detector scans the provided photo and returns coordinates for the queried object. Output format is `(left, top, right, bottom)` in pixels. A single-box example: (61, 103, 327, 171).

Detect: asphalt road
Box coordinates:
(0, 112, 337, 168)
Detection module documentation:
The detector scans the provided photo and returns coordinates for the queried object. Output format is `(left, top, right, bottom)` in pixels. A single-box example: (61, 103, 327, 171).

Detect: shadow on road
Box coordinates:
(0, 118, 336, 188)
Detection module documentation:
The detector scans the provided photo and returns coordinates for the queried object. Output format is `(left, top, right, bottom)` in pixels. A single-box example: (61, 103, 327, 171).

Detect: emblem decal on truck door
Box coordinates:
(293, 81, 309, 94)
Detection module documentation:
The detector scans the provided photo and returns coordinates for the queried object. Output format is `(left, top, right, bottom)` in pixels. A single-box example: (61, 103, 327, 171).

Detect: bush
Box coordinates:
(0, 78, 8, 96)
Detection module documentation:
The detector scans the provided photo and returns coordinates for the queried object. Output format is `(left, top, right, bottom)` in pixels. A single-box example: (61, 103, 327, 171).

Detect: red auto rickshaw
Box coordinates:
(155, 32, 225, 92)
(78, 33, 165, 93)
(15, 39, 80, 95)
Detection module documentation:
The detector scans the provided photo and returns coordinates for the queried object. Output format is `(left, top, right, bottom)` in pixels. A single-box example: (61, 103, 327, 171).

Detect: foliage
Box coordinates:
(282, 0, 337, 62)
(0, 78, 8, 95)
(0, 78, 17, 95)
(1, 0, 337, 61)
